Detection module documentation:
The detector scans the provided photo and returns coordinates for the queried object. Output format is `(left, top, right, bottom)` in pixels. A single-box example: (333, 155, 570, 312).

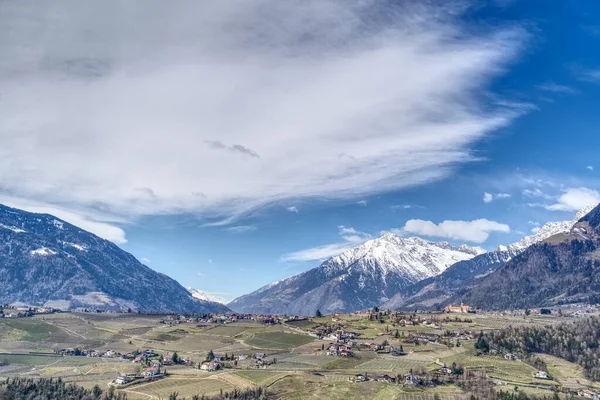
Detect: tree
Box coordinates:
(171, 352, 179, 364)
(394, 330, 400, 339)
(92, 385, 102, 399)
(382, 339, 389, 347)
(315, 309, 323, 318)
(207, 350, 215, 361)
(475, 331, 489, 353)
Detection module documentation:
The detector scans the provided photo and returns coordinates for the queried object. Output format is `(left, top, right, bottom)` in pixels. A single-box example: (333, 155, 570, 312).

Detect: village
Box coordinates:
(2, 303, 600, 398)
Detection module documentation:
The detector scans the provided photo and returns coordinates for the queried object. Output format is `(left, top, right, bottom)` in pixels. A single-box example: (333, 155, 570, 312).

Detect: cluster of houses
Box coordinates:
(0, 305, 57, 318)
(350, 368, 459, 387)
(59, 348, 124, 358)
(198, 352, 270, 371)
(349, 373, 396, 383)
(444, 303, 472, 313)
(322, 334, 402, 358)
(578, 389, 600, 399)
(158, 312, 308, 328)
(58, 347, 169, 363)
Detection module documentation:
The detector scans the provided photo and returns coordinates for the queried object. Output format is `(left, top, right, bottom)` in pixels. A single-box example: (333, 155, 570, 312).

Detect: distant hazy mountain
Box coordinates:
(188, 287, 228, 304)
(0, 204, 229, 313)
(454, 203, 600, 310)
(382, 205, 596, 310)
(228, 233, 484, 315)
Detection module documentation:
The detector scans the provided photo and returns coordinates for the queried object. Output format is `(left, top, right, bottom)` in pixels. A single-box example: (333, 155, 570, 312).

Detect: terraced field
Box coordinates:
(245, 332, 315, 350)
(0, 311, 597, 399)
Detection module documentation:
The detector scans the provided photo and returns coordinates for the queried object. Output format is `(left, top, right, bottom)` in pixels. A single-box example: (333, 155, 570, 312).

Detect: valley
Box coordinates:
(1, 309, 600, 399)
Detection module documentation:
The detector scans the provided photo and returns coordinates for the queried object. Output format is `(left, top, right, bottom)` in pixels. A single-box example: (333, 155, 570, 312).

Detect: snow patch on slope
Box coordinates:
(66, 243, 87, 251)
(502, 205, 596, 254)
(0, 224, 26, 233)
(188, 287, 228, 304)
(30, 247, 57, 256)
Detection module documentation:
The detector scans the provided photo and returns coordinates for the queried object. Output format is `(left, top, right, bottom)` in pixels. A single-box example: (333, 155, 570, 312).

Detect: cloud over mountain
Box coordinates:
(402, 218, 510, 243)
(0, 1, 526, 229)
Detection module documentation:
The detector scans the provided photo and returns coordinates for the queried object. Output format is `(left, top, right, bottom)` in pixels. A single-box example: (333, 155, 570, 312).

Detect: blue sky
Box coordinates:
(1, 1, 600, 301)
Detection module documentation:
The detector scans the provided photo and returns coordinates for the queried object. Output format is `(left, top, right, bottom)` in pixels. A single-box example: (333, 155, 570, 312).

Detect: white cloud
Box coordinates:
(0, 1, 526, 223)
(576, 68, 600, 83)
(537, 82, 578, 95)
(528, 220, 540, 227)
(226, 225, 257, 233)
(546, 187, 600, 211)
(282, 225, 371, 262)
(391, 204, 422, 210)
(142, 257, 151, 264)
(286, 206, 299, 213)
(531, 226, 540, 233)
(522, 188, 552, 200)
(402, 218, 510, 243)
(483, 192, 510, 203)
(357, 200, 368, 207)
(587, 166, 594, 171)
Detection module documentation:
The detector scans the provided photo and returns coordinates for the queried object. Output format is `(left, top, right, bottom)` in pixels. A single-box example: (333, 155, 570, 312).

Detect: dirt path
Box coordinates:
(216, 372, 255, 390)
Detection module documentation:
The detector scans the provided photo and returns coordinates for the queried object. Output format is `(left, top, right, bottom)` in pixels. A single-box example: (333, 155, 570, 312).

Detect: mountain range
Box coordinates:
(0, 204, 229, 313)
(228, 234, 484, 315)
(188, 287, 228, 304)
(381, 205, 596, 310)
(3, 200, 598, 315)
(453, 203, 600, 310)
(229, 205, 597, 314)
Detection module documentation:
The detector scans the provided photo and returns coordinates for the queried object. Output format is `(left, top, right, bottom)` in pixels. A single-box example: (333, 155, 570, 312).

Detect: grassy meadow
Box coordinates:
(0, 310, 596, 399)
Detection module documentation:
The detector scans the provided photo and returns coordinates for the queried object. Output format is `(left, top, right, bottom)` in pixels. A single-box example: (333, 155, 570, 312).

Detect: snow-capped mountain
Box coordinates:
(228, 233, 484, 315)
(502, 205, 595, 254)
(457, 203, 600, 310)
(188, 287, 228, 304)
(382, 205, 597, 310)
(0, 204, 229, 313)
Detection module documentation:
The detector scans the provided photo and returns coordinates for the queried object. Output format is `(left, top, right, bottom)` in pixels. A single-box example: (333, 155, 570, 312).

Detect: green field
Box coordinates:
(0, 310, 596, 399)
(245, 332, 316, 350)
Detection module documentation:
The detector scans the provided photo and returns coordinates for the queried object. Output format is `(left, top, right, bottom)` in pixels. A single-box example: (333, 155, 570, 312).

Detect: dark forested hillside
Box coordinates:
(0, 204, 229, 313)
(454, 204, 600, 310)
(478, 317, 600, 381)
(0, 377, 126, 400)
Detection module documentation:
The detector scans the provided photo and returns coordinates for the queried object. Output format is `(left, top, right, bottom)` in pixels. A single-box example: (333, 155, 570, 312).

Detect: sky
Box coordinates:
(1, 1, 600, 302)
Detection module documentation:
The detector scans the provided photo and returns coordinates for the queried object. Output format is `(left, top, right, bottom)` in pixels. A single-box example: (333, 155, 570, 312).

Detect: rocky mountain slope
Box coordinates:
(228, 234, 484, 315)
(0, 204, 229, 313)
(454, 203, 600, 310)
(188, 287, 228, 304)
(381, 205, 596, 310)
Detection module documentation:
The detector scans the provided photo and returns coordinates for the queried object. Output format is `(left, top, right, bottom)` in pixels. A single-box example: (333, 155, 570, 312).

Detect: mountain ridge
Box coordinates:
(0, 204, 229, 313)
(452, 203, 600, 310)
(381, 205, 596, 310)
(228, 234, 483, 315)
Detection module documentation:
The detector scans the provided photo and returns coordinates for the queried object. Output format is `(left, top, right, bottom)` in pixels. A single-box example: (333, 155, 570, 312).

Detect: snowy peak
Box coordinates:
(323, 233, 484, 282)
(502, 205, 597, 254)
(188, 287, 228, 304)
(228, 232, 485, 315)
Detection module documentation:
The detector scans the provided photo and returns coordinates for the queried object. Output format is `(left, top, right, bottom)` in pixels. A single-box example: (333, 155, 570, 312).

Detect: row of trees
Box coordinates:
(168, 388, 268, 400)
(476, 316, 600, 381)
(0, 377, 126, 400)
